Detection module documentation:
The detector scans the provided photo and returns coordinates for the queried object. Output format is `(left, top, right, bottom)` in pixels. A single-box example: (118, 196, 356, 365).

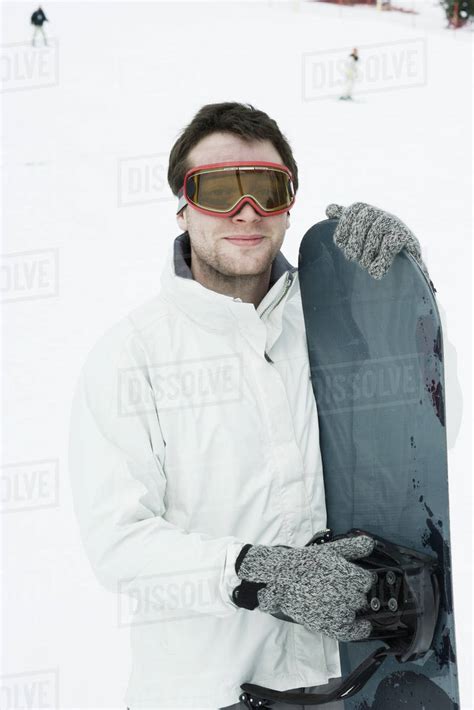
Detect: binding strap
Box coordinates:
(240, 647, 391, 707)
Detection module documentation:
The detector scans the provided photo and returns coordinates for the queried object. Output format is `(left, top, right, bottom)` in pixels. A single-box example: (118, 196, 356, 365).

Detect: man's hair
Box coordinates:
(167, 102, 299, 197)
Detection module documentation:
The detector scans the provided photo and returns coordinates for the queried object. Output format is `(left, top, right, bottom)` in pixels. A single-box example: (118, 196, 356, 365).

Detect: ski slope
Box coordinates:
(2, 1, 472, 708)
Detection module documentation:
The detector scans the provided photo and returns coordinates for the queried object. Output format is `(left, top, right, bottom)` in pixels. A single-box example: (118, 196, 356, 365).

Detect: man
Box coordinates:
(69, 102, 425, 710)
(31, 6, 48, 47)
(339, 48, 359, 101)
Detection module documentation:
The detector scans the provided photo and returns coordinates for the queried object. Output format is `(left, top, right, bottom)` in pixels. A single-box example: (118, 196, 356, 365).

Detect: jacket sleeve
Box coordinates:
(68, 324, 245, 619)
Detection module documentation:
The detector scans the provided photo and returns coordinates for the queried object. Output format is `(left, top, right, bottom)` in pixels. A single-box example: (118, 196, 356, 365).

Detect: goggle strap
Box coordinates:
(177, 188, 188, 214)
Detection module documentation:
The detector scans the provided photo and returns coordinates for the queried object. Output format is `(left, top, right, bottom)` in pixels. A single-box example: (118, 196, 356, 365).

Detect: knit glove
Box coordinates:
(325, 202, 429, 281)
(236, 534, 375, 642)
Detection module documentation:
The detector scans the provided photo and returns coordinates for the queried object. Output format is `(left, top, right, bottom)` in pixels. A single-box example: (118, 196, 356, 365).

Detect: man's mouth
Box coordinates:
(224, 235, 265, 246)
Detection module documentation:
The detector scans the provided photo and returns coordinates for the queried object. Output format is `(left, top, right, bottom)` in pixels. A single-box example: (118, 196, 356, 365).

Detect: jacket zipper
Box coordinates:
(260, 271, 294, 320)
(261, 271, 294, 363)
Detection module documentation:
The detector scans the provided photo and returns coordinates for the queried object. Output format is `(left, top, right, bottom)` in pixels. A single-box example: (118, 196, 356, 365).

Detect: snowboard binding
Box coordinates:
(239, 529, 440, 707)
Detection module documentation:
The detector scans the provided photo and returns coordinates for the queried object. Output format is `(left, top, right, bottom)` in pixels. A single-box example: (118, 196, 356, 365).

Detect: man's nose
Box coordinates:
(232, 201, 261, 221)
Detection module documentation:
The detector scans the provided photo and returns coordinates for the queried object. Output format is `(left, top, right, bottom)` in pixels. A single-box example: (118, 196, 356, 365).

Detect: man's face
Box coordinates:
(176, 132, 291, 280)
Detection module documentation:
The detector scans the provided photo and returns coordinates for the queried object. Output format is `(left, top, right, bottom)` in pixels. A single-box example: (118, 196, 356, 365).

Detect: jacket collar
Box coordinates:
(159, 232, 298, 339)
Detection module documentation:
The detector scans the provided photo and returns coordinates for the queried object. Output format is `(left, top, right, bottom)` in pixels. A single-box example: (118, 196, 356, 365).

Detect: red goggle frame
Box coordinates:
(177, 161, 296, 218)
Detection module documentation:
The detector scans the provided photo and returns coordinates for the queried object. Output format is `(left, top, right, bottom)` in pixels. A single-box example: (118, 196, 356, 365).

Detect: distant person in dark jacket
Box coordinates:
(31, 6, 48, 47)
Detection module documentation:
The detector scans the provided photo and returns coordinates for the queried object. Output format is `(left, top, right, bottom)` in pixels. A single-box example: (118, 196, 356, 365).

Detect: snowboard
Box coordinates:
(297, 218, 460, 709)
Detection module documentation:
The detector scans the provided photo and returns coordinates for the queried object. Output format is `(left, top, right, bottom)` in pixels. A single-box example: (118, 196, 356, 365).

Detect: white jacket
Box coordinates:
(68, 232, 341, 709)
(345, 55, 358, 81)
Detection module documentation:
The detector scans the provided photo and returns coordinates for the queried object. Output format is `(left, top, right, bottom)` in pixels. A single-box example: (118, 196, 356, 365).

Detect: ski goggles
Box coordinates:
(176, 161, 296, 217)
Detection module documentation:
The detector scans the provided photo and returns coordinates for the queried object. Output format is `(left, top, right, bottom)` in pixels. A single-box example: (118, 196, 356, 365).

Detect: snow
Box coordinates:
(1, 1, 472, 708)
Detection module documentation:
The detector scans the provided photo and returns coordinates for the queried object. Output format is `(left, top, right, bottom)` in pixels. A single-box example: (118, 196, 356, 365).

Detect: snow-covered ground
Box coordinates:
(1, 1, 472, 708)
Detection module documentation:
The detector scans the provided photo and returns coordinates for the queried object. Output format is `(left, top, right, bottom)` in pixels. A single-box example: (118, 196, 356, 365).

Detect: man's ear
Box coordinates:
(286, 211, 291, 229)
(176, 207, 188, 232)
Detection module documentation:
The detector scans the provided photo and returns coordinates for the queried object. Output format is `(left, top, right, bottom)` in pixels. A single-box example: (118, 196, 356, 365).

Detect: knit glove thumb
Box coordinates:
(236, 534, 375, 642)
(325, 202, 429, 281)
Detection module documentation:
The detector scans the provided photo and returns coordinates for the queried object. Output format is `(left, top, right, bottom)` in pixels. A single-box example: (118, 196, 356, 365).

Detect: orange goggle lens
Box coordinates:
(177, 163, 295, 217)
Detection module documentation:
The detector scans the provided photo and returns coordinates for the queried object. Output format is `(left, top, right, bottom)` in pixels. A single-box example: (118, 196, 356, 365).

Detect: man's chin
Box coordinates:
(220, 244, 275, 269)
(221, 267, 273, 280)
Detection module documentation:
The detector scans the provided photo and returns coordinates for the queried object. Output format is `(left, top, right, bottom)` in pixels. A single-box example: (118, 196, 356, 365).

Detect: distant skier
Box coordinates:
(31, 6, 48, 47)
(340, 47, 359, 101)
